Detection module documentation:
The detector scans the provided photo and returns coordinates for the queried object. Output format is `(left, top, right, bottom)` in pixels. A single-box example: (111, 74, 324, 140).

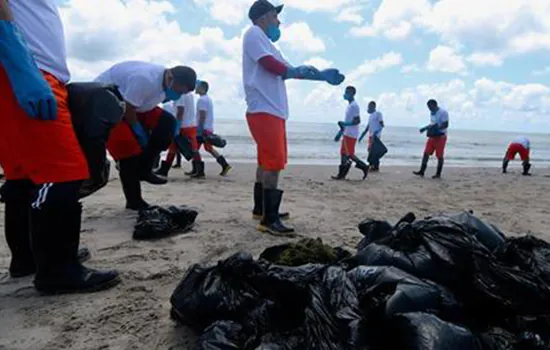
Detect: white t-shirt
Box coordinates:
(94, 61, 166, 113)
(175, 92, 196, 128)
(368, 111, 384, 138)
(343, 101, 360, 139)
(9, 0, 71, 83)
(431, 108, 449, 135)
(242, 25, 289, 120)
(196, 95, 214, 132)
(513, 136, 530, 149)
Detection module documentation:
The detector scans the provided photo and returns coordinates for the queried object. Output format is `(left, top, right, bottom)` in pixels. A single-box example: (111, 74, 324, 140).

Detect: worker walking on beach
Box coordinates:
(414, 99, 449, 179)
(359, 101, 385, 172)
(0, 0, 120, 293)
(192, 81, 232, 179)
(332, 86, 369, 180)
(243, 0, 345, 235)
(503, 136, 532, 176)
(94, 61, 197, 210)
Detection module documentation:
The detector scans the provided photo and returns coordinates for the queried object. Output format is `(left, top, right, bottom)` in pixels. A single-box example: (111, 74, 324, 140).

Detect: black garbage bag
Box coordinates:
(195, 321, 247, 350)
(259, 238, 351, 267)
(476, 327, 517, 350)
(427, 211, 506, 251)
(356, 213, 416, 252)
(347, 266, 462, 322)
(133, 205, 198, 240)
(387, 313, 478, 350)
(171, 253, 265, 331)
(367, 136, 388, 166)
(494, 236, 550, 284)
(204, 133, 227, 148)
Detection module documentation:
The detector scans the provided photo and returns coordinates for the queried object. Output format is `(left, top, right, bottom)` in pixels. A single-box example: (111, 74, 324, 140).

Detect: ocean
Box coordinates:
(195, 118, 550, 168)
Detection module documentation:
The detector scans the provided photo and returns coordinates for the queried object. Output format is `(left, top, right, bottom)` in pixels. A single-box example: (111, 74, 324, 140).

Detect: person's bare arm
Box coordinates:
(1, 0, 13, 20)
(176, 106, 184, 122)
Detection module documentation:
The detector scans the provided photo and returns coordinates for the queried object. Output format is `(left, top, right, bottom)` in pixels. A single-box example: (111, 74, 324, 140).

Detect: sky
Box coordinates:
(54, 0, 550, 133)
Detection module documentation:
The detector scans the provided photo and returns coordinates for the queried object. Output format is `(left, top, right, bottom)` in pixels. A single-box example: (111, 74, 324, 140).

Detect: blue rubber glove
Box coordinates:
(321, 69, 345, 86)
(0, 21, 57, 120)
(284, 65, 320, 80)
(130, 122, 149, 148)
(334, 129, 344, 142)
(174, 120, 182, 137)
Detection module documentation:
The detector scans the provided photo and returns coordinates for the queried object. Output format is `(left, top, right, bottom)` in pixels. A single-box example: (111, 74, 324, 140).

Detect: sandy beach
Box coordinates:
(1, 163, 550, 350)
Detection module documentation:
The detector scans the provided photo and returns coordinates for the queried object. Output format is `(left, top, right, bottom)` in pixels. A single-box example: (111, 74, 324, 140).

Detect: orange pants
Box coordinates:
(246, 113, 287, 171)
(107, 107, 163, 161)
(166, 126, 200, 164)
(0, 66, 88, 183)
(341, 135, 357, 157)
(506, 143, 530, 161)
(424, 135, 447, 159)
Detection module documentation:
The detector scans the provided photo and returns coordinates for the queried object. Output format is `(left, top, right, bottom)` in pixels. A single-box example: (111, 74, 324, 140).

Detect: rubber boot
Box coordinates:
(31, 202, 120, 294)
(155, 160, 171, 177)
(252, 183, 289, 221)
(331, 163, 352, 180)
(119, 156, 149, 211)
(354, 159, 369, 180)
(414, 154, 429, 177)
(432, 158, 444, 179)
(502, 159, 509, 174)
(523, 161, 532, 176)
(258, 189, 295, 237)
(190, 161, 205, 179)
(173, 153, 182, 168)
(217, 156, 232, 176)
(139, 147, 167, 185)
(185, 160, 198, 176)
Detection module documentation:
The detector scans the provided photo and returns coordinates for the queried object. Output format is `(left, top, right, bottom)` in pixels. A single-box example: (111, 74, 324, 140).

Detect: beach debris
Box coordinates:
(133, 205, 197, 240)
(258, 238, 351, 266)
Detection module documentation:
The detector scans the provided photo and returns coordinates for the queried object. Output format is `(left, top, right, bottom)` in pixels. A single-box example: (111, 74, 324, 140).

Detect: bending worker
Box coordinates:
(95, 61, 197, 210)
(0, 0, 119, 293)
(243, 0, 345, 235)
(503, 136, 532, 176)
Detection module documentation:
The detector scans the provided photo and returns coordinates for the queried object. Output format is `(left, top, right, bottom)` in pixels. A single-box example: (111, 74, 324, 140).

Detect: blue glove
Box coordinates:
(334, 129, 343, 142)
(338, 121, 355, 128)
(130, 122, 149, 148)
(321, 69, 345, 86)
(0, 21, 57, 120)
(174, 120, 182, 137)
(284, 65, 320, 80)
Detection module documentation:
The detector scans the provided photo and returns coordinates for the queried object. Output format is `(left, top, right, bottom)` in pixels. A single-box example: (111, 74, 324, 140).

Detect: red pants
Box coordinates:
(506, 143, 530, 161)
(166, 126, 201, 164)
(198, 130, 215, 153)
(341, 136, 357, 157)
(247, 113, 287, 171)
(424, 135, 447, 159)
(0, 66, 88, 183)
(107, 107, 163, 161)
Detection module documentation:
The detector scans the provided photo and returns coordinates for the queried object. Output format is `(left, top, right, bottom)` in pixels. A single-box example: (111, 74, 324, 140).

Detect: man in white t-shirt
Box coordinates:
(0, 0, 120, 293)
(503, 136, 532, 175)
(156, 92, 200, 176)
(191, 81, 232, 179)
(332, 86, 369, 180)
(243, 0, 345, 236)
(359, 101, 385, 171)
(414, 99, 449, 179)
(95, 61, 197, 210)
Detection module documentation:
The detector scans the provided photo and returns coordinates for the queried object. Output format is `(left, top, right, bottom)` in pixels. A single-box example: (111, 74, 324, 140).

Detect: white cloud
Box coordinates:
(304, 57, 334, 70)
(466, 53, 503, 67)
(280, 22, 326, 53)
(284, 0, 366, 13)
(533, 66, 550, 76)
(335, 6, 364, 25)
(426, 46, 467, 74)
(401, 64, 421, 74)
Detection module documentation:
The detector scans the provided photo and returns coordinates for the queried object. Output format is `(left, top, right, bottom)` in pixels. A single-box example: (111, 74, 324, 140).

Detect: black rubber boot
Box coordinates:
(331, 163, 352, 180)
(173, 153, 182, 168)
(32, 202, 120, 294)
(433, 158, 444, 179)
(258, 189, 295, 237)
(155, 160, 171, 177)
(414, 154, 430, 177)
(523, 161, 532, 176)
(140, 148, 167, 185)
(190, 161, 205, 179)
(354, 159, 369, 180)
(119, 156, 150, 211)
(185, 160, 198, 176)
(502, 159, 509, 174)
(217, 156, 232, 176)
(252, 183, 289, 221)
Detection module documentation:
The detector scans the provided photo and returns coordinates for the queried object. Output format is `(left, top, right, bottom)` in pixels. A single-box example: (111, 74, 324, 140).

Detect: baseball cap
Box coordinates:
(248, 0, 283, 22)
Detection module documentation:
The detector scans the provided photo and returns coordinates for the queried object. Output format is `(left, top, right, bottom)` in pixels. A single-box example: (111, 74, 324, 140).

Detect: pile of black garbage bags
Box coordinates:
(170, 211, 550, 350)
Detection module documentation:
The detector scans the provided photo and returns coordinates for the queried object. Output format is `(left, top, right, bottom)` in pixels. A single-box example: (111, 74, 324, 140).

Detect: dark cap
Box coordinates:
(248, 0, 283, 22)
(171, 66, 197, 91)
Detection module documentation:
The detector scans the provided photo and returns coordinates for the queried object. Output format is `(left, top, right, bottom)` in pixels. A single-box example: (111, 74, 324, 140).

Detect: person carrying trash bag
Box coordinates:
(0, 0, 120, 293)
(414, 99, 449, 179)
(502, 136, 532, 176)
(359, 101, 386, 172)
(94, 61, 197, 210)
(332, 86, 369, 180)
(243, 0, 345, 235)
